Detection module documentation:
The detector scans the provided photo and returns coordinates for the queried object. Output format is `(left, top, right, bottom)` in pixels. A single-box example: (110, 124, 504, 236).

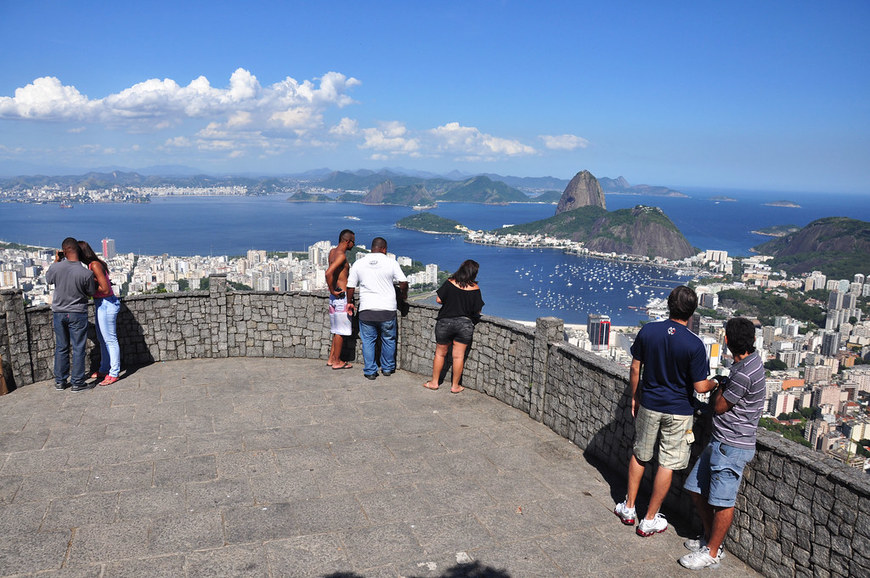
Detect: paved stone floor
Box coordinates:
(0, 358, 760, 577)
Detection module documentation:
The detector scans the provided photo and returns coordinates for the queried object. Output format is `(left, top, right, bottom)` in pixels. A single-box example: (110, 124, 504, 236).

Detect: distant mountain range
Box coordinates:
(0, 171, 289, 194)
(598, 177, 688, 197)
(754, 217, 870, 279)
(314, 172, 531, 205)
(0, 167, 687, 203)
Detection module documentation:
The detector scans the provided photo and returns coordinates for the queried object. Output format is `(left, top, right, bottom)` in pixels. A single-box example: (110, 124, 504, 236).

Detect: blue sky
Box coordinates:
(0, 1, 868, 193)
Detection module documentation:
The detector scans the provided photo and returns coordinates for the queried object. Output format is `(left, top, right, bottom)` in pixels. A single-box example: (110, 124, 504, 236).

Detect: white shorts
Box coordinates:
(329, 294, 352, 336)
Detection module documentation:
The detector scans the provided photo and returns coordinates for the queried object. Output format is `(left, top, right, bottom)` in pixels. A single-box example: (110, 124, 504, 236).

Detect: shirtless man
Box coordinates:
(325, 229, 355, 369)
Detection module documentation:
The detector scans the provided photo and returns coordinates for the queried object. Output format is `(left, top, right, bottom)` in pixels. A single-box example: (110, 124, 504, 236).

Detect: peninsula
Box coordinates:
(396, 213, 466, 235)
(751, 224, 800, 237)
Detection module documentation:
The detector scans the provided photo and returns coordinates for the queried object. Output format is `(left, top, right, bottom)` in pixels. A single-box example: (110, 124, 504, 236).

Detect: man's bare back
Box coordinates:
(325, 230, 355, 369)
(326, 246, 350, 296)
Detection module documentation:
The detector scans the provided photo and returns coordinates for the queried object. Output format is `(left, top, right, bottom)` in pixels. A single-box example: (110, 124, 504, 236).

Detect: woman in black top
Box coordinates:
(423, 260, 484, 393)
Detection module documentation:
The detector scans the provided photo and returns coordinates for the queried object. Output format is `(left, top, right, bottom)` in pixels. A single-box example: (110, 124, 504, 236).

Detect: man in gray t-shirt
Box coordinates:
(680, 317, 765, 570)
(45, 237, 95, 391)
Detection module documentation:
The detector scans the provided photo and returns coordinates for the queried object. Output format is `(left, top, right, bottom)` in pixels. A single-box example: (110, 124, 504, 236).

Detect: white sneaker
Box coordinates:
(613, 501, 636, 525)
(685, 538, 727, 558)
(636, 512, 667, 536)
(679, 546, 722, 570)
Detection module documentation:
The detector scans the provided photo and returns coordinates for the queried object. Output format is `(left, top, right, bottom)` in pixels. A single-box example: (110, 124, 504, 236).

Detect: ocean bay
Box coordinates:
(1, 188, 866, 325)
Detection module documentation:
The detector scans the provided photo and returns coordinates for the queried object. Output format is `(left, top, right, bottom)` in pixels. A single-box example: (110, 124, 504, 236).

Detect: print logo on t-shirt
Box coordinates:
(667, 327, 676, 335)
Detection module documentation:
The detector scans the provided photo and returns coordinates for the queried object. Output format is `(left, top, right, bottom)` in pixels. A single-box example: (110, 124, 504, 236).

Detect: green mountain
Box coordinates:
(497, 205, 696, 260)
(318, 170, 431, 190)
(317, 172, 528, 205)
(754, 217, 870, 278)
(531, 191, 563, 203)
(437, 176, 528, 203)
(362, 181, 435, 205)
(396, 212, 465, 234)
(287, 191, 330, 202)
(337, 192, 365, 202)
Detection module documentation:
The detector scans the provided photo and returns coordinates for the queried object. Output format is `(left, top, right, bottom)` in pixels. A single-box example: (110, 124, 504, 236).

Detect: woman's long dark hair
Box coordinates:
(78, 240, 108, 274)
(450, 260, 479, 288)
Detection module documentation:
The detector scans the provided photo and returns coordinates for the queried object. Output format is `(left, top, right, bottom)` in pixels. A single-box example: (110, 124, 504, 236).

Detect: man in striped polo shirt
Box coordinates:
(679, 316, 766, 570)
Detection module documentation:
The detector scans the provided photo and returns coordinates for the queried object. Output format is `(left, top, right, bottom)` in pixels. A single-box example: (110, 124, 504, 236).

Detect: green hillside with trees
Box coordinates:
(396, 212, 465, 234)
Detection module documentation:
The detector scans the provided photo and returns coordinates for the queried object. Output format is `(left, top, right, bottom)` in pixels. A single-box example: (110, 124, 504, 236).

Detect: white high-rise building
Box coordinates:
(770, 392, 796, 416)
(308, 241, 331, 267)
(425, 263, 439, 284)
(0, 270, 18, 289)
(101, 238, 116, 259)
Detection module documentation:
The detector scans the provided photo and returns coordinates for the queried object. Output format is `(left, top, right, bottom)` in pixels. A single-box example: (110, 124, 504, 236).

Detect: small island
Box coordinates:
(396, 212, 466, 235)
(763, 200, 802, 208)
(751, 224, 801, 237)
(287, 191, 330, 202)
(710, 196, 737, 202)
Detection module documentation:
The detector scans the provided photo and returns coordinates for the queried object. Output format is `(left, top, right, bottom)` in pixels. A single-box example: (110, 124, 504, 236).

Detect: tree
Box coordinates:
(777, 412, 790, 421)
(799, 406, 817, 420)
(765, 359, 788, 371)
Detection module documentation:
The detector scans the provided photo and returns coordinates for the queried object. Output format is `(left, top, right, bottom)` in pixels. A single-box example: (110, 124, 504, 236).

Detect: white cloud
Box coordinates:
(0, 77, 95, 120)
(227, 111, 253, 128)
(430, 122, 536, 158)
(0, 68, 361, 160)
(360, 121, 420, 155)
(0, 70, 575, 166)
(540, 134, 589, 150)
(0, 68, 360, 136)
(330, 117, 358, 137)
(269, 107, 322, 133)
(164, 136, 192, 148)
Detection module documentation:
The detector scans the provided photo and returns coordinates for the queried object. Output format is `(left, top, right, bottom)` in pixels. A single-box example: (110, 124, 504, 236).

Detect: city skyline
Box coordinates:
(0, 1, 868, 194)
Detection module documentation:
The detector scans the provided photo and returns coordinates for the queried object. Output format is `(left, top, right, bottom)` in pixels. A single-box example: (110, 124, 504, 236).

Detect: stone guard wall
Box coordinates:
(2, 279, 868, 577)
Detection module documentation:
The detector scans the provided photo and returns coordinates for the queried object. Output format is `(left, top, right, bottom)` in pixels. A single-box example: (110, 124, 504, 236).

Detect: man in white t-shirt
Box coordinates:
(346, 237, 408, 380)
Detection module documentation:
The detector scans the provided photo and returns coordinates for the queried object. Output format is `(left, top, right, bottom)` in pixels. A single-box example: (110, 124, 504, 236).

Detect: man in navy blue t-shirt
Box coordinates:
(614, 286, 719, 537)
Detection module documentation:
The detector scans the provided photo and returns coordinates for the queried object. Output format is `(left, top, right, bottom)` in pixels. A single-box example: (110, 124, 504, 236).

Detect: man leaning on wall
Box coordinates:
(679, 316, 765, 570)
(614, 285, 719, 536)
(345, 237, 408, 380)
(45, 237, 96, 392)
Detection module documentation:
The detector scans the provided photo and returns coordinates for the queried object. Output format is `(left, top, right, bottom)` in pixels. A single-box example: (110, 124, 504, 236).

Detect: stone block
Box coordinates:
(815, 524, 832, 547)
(851, 556, 870, 578)
(854, 532, 870, 558)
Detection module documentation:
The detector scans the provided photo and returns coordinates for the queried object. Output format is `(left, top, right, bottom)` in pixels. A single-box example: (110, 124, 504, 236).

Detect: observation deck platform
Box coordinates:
(0, 358, 758, 576)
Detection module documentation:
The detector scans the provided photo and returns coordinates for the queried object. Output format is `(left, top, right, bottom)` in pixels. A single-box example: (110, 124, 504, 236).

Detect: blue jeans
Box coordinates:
(95, 296, 121, 377)
(53, 311, 89, 387)
(684, 439, 755, 508)
(359, 317, 397, 376)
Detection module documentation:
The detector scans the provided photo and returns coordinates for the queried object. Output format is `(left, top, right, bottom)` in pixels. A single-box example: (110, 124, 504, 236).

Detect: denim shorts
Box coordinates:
(684, 439, 755, 508)
(633, 405, 693, 470)
(434, 316, 475, 345)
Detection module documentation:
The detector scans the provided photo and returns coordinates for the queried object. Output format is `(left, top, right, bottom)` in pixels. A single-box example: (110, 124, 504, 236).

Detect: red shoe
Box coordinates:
(90, 372, 107, 380)
(99, 375, 119, 386)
